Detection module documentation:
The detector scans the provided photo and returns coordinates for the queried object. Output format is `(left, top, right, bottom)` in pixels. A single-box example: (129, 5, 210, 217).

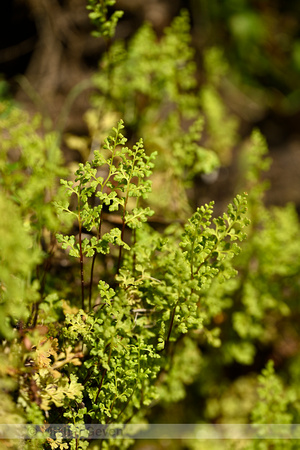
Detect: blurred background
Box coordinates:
(1, 0, 300, 211)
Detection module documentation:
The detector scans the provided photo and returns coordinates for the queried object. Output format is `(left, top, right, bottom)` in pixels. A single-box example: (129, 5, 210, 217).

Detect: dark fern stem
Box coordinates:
(78, 216, 85, 311)
(117, 196, 128, 274)
(89, 211, 103, 310)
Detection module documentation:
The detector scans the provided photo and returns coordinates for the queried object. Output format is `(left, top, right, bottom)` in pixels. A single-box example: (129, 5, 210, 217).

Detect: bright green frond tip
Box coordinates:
(86, 0, 124, 39)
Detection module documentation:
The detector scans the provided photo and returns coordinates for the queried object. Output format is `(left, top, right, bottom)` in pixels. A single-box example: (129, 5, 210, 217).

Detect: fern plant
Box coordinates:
(86, 0, 123, 39)
(0, 100, 68, 336)
(0, 92, 249, 449)
(179, 129, 300, 450)
(55, 119, 156, 311)
(51, 121, 249, 448)
(3, 3, 300, 450)
(72, 10, 234, 221)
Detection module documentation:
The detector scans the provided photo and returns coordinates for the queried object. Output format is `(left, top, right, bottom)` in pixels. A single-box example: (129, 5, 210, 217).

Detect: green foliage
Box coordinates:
(86, 10, 233, 218)
(201, 48, 239, 165)
(54, 120, 249, 439)
(0, 101, 68, 338)
(238, 361, 298, 450)
(2, 4, 300, 450)
(56, 119, 156, 310)
(0, 192, 40, 338)
(188, 128, 300, 443)
(0, 102, 67, 233)
(0, 99, 249, 447)
(86, 0, 124, 39)
(251, 361, 293, 425)
(189, 0, 300, 113)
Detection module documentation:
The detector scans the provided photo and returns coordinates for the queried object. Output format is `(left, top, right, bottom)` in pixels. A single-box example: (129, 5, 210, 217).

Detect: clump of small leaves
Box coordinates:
(86, 0, 124, 39)
(49, 119, 250, 449)
(82, 10, 234, 220)
(6, 4, 300, 450)
(55, 119, 156, 311)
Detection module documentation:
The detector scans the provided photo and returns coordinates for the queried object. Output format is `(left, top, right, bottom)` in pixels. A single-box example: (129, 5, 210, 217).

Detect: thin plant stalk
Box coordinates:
(89, 212, 103, 310)
(78, 209, 85, 310)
